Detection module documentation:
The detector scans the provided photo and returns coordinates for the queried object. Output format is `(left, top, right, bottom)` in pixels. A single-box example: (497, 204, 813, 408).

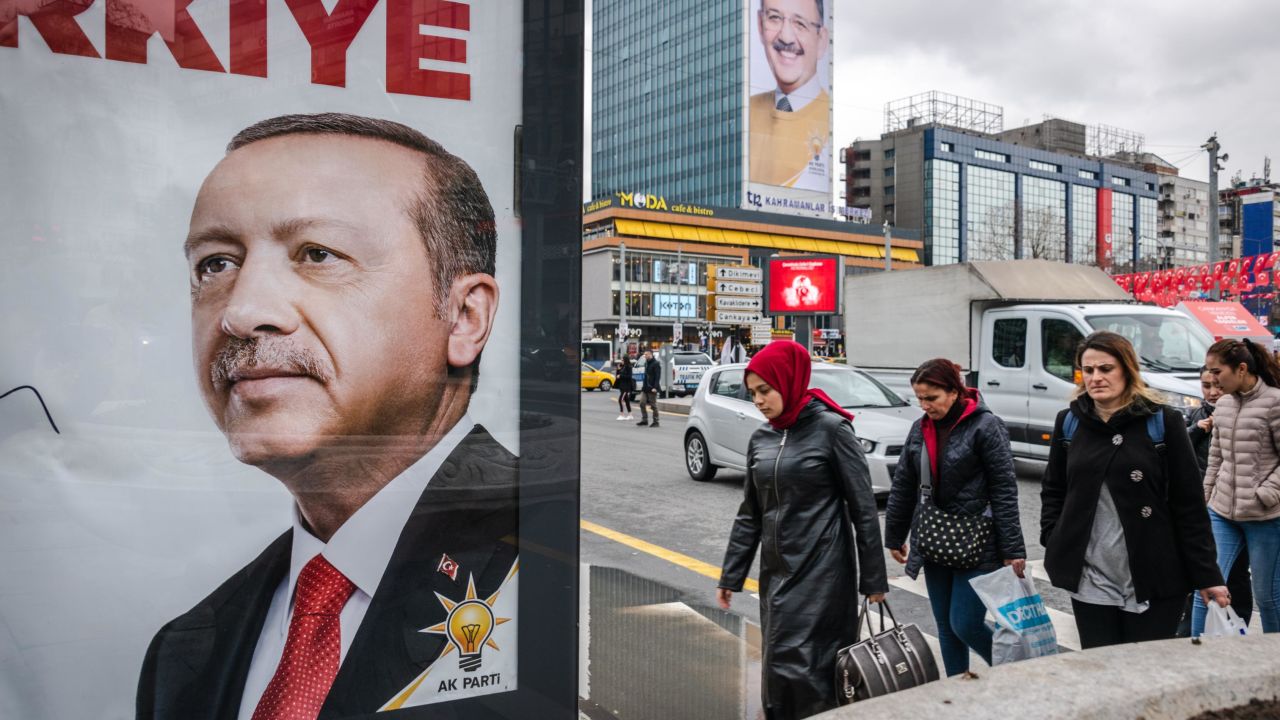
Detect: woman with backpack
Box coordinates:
(1041, 331, 1228, 649)
(1192, 338, 1280, 635)
(883, 358, 1026, 677)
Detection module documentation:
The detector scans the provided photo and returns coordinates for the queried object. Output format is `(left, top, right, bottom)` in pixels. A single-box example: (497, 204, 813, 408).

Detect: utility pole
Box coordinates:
(1204, 134, 1228, 300)
(883, 220, 892, 272)
(618, 241, 628, 357)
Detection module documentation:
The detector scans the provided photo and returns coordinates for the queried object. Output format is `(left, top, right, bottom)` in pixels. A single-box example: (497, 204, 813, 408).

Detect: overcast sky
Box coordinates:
(832, 0, 1279, 184)
(584, 0, 1279, 198)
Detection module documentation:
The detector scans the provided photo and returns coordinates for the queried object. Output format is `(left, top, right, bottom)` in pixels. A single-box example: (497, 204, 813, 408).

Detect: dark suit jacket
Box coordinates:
(137, 426, 519, 719)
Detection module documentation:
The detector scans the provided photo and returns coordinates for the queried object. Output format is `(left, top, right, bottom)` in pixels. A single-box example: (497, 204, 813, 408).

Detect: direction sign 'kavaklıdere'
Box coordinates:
(713, 295, 764, 311)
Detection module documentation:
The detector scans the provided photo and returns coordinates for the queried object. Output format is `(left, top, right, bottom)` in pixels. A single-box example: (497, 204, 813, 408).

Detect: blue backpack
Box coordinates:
(1061, 409, 1165, 449)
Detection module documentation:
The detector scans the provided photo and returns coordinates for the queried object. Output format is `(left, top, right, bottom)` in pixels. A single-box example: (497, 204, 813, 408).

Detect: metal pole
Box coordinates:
(1204, 134, 1221, 300)
(883, 220, 892, 272)
(676, 244, 683, 347)
(618, 241, 627, 356)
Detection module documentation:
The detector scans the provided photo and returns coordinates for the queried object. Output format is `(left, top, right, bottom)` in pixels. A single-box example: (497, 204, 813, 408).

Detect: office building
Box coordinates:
(842, 91, 1161, 272)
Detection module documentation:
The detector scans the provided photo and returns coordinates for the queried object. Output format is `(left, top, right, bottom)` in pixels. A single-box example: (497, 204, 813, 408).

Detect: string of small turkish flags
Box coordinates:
(1111, 250, 1279, 307)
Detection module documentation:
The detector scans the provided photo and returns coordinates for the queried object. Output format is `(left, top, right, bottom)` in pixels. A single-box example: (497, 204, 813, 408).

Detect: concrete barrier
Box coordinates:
(816, 635, 1280, 720)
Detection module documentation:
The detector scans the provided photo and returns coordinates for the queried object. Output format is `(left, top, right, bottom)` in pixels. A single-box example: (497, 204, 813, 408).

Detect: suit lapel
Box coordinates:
(146, 531, 291, 720)
(320, 426, 519, 717)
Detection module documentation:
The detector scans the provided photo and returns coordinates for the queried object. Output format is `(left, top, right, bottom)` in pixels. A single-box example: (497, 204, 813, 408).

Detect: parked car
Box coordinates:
(683, 362, 916, 493)
(581, 363, 615, 392)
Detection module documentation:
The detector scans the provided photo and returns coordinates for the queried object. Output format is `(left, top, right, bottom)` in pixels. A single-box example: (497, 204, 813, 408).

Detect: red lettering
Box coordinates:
(105, 0, 224, 72)
(386, 0, 469, 100)
(1, 0, 99, 57)
(284, 0, 377, 88)
(229, 0, 267, 77)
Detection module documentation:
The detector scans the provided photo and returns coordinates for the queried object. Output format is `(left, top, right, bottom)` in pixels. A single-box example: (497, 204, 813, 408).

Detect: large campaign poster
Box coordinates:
(1, 2, 577, 718)
(745, 0, 834, 218)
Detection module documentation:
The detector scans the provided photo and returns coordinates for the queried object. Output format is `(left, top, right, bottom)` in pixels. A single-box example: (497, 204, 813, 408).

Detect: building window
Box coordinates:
(884, 166, 895, 178)
(992, 318, 1027, 368)
(975, 149, 1009, 163)
(1145, 182, 1156, 192)
(1071, 185, 1098, 265)
(966, 165, 1016, 261)
(1023, 176, 1067, 261)
(885, 184, 895, 195)
(1138, 196, 1159, 271)
(852, 168, 871, 179)
(1111, 176, 1131, 187)
(940, 142, 954, 153)
(1112, 193, 1136, 273)
(1029, 160, 1060, 173)
(925, 159, 961, 266)
(1078, 170, 1098, 180)
(884, 148, 895, 161)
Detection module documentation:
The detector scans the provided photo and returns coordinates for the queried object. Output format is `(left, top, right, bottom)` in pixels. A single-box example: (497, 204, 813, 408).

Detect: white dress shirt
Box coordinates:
(774, 73, 825, 113)
(237, 416, 476, 720)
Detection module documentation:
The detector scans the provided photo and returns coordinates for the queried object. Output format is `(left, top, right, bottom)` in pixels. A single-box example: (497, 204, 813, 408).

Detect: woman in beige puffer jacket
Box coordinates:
(1195, 338, 1280, 635)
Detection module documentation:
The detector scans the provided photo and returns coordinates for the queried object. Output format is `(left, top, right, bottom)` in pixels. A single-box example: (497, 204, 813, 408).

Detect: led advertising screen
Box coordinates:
(766, 256, 841, 315)
(1, 3, 581, 719)
(745, 0, 834, 218)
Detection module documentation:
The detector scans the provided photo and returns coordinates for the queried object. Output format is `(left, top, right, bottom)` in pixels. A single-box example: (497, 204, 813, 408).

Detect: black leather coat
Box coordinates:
(719, 400, 888, 720)
(883, 401, 1026, 579)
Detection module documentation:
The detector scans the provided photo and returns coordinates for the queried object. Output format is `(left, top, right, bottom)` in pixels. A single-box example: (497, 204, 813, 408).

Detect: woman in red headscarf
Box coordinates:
(717, 341, 889, 720)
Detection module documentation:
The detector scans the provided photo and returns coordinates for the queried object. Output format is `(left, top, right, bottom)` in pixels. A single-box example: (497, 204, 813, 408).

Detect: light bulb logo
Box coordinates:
(423, 573, 511, 672)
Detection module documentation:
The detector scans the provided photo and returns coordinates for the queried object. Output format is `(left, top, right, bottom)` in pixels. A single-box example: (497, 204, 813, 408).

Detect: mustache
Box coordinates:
(772, 38, 803, 55)
(210, 337, 332, 390)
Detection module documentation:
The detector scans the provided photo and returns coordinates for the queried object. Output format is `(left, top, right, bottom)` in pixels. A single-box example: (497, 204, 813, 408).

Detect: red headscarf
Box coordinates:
(745, 340, 854, 430)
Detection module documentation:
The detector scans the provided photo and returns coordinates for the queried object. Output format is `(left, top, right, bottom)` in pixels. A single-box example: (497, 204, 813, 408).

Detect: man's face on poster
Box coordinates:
(758, 0, 828, 96)
(184, 135, 488, 466)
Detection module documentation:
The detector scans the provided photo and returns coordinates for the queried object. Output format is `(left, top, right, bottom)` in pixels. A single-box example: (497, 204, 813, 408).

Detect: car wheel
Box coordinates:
(599, 380, 612, 392)
(685, 431, 717, 482)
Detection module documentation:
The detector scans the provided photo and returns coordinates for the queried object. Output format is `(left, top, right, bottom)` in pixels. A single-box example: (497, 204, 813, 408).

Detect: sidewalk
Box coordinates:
(656, 395, 693, 416)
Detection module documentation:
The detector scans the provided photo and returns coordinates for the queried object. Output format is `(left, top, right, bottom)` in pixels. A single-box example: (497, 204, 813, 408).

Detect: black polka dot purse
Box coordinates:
(912, 445, 992, 570)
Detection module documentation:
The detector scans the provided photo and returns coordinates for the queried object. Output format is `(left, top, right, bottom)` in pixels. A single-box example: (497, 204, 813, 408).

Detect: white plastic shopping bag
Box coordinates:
(969, 566, 1059, 665)
(1202, 604, 1248, 639)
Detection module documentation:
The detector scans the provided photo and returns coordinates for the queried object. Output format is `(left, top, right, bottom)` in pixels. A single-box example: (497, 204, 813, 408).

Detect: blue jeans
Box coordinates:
(1191, 508, 1280, 635)
(922, 561, 993, 676)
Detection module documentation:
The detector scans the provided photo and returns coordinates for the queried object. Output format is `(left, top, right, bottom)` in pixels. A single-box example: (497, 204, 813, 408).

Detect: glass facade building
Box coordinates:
(592, 0, 744, 206)
(855, 126, 1160, 268)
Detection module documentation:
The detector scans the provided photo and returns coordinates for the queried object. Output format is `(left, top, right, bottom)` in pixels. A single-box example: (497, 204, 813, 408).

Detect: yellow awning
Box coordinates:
(609, 218, 920, 263)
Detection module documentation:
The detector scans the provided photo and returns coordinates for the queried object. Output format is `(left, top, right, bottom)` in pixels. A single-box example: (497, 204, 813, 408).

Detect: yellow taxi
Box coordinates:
(581, 363, 616, 392)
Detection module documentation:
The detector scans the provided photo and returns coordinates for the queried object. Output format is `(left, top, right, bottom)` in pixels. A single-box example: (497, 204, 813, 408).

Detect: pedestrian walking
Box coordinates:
(883, 358, 1026, 677)
(615, 354, 635, 420)
(718, 340, 888, 720)
(1192, 338, 1280, 635)
(636, 350, 661, 428)
(720, 335, 747, 365)
(1041, 331, 1227, 649)
(1176, 367, 1252, 636)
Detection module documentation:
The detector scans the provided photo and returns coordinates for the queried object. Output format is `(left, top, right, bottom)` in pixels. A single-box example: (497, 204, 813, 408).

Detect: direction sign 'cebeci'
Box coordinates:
(715, 280, 763, 296)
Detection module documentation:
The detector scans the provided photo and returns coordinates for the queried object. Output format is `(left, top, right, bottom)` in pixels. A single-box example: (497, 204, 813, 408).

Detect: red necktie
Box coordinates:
(252, 554, 356, 720)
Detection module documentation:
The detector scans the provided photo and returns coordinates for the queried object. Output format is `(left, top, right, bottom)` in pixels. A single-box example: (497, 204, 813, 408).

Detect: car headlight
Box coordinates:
(857, 438, 876, 453)
(1164, 392, 1202, 414)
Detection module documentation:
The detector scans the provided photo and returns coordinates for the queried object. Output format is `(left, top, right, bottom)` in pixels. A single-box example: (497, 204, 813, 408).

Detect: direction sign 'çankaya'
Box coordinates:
(712, 310, 765, 325)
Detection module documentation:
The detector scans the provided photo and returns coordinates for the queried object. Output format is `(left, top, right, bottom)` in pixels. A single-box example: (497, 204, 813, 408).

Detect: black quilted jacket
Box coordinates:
(883, 400, 1027, 579)
(719, 399, 888, 719)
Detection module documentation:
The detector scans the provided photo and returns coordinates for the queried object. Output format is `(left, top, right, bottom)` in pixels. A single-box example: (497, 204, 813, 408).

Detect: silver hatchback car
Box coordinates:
(682, 363, 918, 494)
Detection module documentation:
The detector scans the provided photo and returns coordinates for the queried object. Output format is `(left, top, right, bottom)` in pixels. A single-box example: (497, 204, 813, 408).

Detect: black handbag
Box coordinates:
(913, 444, 992, 569)
(835, 598, 939, 704)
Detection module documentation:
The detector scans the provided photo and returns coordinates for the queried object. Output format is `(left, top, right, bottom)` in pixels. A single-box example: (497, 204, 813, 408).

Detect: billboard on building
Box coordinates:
(745, 0, 834, 219)
(2, 3, 580, 719)
(766, 256, 842, 315)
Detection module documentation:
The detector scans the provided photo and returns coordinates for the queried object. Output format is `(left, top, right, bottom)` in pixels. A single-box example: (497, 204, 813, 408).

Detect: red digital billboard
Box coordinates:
(766, 256, 841, 315)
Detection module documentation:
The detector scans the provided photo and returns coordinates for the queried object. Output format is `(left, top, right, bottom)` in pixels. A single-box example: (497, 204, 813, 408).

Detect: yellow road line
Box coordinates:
(580, 519, 759, 594)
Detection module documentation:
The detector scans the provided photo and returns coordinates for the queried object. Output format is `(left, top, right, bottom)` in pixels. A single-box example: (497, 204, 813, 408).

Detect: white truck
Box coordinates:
(844, 260, 1211, 460)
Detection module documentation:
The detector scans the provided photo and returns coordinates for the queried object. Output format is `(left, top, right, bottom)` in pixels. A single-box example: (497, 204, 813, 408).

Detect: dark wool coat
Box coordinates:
(641, 357, 661, 392)
(883, 400, 1027, 579)
(1040, 397, 1223, 602)
(719, 400, 888, 720)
